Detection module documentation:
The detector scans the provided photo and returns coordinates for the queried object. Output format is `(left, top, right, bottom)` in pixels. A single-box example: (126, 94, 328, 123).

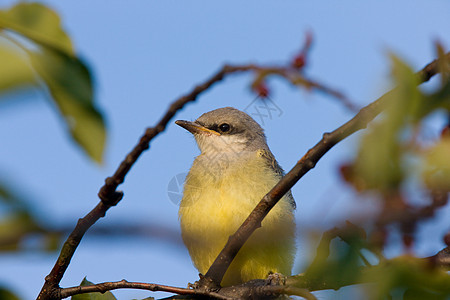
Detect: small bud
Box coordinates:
(402, 234, 414, 251)
(253, 82, 270, 98)
(291, 31, 313, 70)
(304, 30, 313, 49)
(440, 125, 450, 138)
(444, 232, 450, 247)
(339, 163, 354, 183)
(292, 54, 305, 69)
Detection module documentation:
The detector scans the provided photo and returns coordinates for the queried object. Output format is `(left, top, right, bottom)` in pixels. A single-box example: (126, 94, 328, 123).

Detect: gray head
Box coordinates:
(175, 107, 268, 154)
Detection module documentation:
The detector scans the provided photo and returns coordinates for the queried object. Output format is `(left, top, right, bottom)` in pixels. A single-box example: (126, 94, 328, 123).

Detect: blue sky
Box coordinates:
(0, 1, 449, 299)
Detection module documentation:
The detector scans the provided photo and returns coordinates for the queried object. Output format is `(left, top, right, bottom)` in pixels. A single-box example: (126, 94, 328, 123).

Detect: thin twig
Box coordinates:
(60, 280, 231, 300)
(256, 66, 357, 111)
(201, 52, 450, 288)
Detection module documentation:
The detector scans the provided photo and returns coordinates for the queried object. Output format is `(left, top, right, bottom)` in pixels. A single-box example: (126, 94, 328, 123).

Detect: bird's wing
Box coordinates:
(257, 149, 296, 209)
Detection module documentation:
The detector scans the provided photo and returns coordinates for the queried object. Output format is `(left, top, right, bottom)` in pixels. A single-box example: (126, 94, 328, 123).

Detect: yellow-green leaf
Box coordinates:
(0, 286, 21, 300)
(0, 2, 74, 55)
(363, 257, 450, 300)
(71, 278, 117, 300)
(0, 212, 41, 252)
(0, 45, 35, 93)
(422, 136, 450, 191)
(30, 49, 106, 163)
(352, 54, 424, 192)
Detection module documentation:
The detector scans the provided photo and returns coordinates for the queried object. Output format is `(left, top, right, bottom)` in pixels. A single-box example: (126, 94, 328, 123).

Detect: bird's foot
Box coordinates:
(267, 272, 287, 286)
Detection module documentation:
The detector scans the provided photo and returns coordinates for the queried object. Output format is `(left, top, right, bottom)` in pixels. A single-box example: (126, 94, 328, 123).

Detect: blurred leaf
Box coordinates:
(30, 49, 106, 163)
(0, 211, 42, 251)
(435, 41, 450, 85)
(0, 2, 73, 55)
(352, 55, 423, 192)
(0, 45, 35, 93)
(0, 182, 21, 206)
(0, 180, 34, 211)
(0, 181, 51, 252)
(423, 79, 450, 112)
(71, 278, 117, 300)
(403, 287, 448, 300)
(43, 232, 62, 252)
(363, 257, 450, 300)
(0, 2, 106, 162)
(0, 286, 21, 300)
(301, 231, 366, 291)
(422, 136, 450, 191)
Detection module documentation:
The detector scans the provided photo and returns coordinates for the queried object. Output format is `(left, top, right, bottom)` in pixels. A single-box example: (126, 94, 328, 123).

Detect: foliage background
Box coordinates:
(0, 1, 449, 299)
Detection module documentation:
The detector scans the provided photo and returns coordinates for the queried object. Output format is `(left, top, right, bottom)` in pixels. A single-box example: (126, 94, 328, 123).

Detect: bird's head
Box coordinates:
(176, 107, 268, 155)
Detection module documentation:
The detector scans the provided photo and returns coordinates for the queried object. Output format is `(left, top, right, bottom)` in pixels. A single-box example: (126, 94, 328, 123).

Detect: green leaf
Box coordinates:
(71, 278, 117, 300)
(422, 136, 450, 191)
(353, 54, 423, 192)
(0, 2, 106, 162)
(0, 2, 74, 55)
(0, 45, 35, 93)
(0, 181, 23, 207)
(30, 48, 106, 163)
(363, 257, 450, 300)
(0, 181, 48, 252)
(0, 286, 21, 300)
(0, 211, 42, 251)
(300, 229, 367, 291)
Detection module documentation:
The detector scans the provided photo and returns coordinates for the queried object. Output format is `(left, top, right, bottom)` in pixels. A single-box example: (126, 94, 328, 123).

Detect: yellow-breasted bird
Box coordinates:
(176, 107, 296, 287)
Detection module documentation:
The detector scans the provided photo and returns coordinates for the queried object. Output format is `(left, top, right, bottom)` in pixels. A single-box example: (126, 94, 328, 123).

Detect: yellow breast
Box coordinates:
(179, 151, 296, 286)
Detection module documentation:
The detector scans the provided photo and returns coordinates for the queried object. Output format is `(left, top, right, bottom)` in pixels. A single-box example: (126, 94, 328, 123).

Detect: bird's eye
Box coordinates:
(218, 123, 231, 133)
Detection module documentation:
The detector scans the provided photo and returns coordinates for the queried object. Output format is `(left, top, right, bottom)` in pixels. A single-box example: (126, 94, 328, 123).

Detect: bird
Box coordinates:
(175, 107, 296, 287)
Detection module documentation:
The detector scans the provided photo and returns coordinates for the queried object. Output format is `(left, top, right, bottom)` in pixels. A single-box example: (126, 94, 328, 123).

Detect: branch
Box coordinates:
(218, 280, 317, 300)
(253, 66, 357, 111)
(56, 247, 450, 299)
(200, 52, 450, 289)
(59, 280, 231, 300)
(427, 245, 450, 269)
(59, 278, 319, 300)
(0, 222, 183, 251)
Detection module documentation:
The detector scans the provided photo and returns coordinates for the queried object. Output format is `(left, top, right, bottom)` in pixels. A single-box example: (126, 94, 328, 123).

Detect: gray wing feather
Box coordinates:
(259, 149, 296, 209)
